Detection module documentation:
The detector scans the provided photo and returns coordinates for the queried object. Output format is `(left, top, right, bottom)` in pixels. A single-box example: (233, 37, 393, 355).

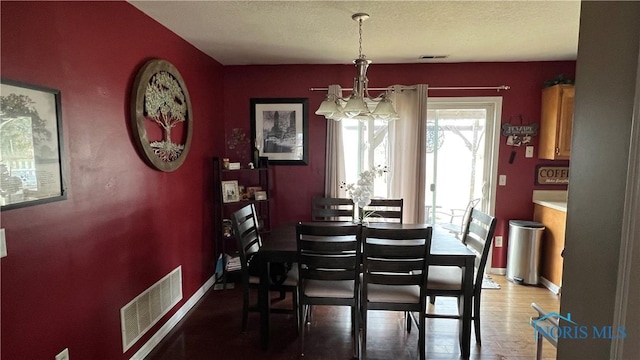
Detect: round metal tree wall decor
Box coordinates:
(131, 59, 193, 172)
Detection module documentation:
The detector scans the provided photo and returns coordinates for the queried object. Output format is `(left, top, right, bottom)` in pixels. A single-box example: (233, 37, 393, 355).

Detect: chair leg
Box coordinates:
(352, 304, 360, 359)
(419, 310, 426, 360)
(298, 303, 305, 356)
(241, 287, 249, 333)
(279, 290, 286, 300)
(429, 296, 436, 305)
(535, 333, 544, 360)
(406, 311, 412, 333)
(361, 307, 367, 360)
(474, 296, 482, 345)
(293, 290, 299, 335)
(306, 305, 313, 325)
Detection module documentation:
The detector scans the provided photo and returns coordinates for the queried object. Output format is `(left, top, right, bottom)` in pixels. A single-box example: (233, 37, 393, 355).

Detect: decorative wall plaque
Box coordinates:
(131, 59, 193, 172)
(502, 122, 538, 146)
(536, 165, 569, 185)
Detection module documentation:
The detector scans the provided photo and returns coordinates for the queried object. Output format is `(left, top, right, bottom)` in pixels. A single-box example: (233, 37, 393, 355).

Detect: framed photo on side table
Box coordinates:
(250, 98, 308, 165)
(221, 180, 240, 203)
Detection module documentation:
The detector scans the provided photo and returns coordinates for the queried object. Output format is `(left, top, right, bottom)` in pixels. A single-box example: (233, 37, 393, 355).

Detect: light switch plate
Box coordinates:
(525, 146, 534, 158)
(0, 228, 6, 258)
(499, 175, 507, 186)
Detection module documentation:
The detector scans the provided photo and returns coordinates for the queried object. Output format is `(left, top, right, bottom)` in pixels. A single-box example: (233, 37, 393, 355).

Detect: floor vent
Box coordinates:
(121, 266, 182, 352)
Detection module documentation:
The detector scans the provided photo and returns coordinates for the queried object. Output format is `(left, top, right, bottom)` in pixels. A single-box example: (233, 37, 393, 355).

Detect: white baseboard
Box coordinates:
(540, 276, 562, 295)
(130, 275, 216, 360)
(489, 267, 506, 275)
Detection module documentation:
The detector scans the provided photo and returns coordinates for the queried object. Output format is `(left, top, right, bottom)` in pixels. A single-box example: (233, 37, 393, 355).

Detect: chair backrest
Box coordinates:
(296, 222, 361, 298)
(362, 226, 432, 307)
(362, 198, 404, 223)
(231, 204, 262, 277)
(459, 198, 481, 236)
(461, 208, 497, 295)
(311, 197, 354, 221)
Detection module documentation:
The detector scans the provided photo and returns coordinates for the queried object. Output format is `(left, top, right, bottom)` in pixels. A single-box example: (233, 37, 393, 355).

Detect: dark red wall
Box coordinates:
(224, 61, 575, 268)
(1, 2, 224, 359)
(1, 2, 575, 359)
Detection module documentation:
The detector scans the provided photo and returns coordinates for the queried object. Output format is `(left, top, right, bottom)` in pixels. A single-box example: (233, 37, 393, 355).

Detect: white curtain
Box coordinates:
(324, 85, 347, 197)
(388, 84, 429, 223)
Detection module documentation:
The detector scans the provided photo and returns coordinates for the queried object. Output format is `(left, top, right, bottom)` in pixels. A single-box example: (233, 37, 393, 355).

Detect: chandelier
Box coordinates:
(315, 13, 399, 122)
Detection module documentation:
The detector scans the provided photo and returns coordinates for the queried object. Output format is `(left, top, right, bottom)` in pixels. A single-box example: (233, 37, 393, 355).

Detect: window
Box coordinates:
(341, 118, 390, 198)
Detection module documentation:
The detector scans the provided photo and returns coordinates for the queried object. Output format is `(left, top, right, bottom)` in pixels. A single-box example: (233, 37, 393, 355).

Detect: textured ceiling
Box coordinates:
(130, 1, 581, 66)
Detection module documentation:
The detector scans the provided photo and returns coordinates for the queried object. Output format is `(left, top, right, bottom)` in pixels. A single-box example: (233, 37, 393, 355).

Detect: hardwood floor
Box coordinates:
(145, 275, 559, 360)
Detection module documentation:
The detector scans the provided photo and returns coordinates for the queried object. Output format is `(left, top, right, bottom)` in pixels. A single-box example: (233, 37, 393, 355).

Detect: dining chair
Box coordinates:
(439, 198, 480, 239)
(311, 197, 355, 221)
(361, 198, 404, 223)
(361, 226, 432, 360)
(426, 208, 497, 345)
(296, 222, 361, 358)
(231, 204, 298, 333)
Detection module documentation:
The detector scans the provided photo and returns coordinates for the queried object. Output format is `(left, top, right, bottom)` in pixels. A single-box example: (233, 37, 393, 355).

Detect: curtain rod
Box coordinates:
(309, 85, 510, 92)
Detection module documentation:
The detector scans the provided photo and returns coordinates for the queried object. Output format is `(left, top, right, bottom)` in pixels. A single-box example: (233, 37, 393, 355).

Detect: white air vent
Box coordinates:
(121, 266, 183, 352)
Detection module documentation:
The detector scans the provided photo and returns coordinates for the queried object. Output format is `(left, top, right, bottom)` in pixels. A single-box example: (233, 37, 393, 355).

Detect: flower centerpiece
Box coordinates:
(340, 165, 389, 223)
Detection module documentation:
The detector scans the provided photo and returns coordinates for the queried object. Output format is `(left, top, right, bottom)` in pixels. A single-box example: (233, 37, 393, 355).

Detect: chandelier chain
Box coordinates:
(358, 18, 363, 58)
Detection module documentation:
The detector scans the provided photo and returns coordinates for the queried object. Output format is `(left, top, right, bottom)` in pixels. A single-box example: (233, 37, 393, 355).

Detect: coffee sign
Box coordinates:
(536, 165, 569, 185)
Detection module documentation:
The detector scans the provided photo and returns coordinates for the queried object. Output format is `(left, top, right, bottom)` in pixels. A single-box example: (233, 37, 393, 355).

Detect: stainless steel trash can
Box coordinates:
(506, 220, 545, 285)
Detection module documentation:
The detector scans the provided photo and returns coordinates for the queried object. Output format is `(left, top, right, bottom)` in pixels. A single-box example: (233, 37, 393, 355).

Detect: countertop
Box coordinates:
(532, 190, 568, 212)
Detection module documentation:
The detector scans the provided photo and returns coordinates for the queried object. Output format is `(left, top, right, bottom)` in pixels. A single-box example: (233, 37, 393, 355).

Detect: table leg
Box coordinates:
(458, 258, 473, 359)
(259, 260, 271, 350)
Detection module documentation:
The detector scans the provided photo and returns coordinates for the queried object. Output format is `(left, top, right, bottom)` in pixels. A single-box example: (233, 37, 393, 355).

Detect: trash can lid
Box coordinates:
(509, 220, 545, 228)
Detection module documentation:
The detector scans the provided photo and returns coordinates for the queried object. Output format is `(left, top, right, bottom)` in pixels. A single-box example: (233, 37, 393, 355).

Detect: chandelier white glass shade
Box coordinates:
(315, 13, 399, 122)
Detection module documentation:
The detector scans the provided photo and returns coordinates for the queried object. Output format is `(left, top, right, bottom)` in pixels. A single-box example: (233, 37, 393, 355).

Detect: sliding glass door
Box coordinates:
(425, 97, 501, 225)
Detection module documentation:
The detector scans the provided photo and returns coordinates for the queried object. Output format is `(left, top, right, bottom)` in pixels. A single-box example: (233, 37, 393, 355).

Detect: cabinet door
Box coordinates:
(539, 84, 574, 160)
(556, 86, 575, 158)
(534, 204, 566, 289)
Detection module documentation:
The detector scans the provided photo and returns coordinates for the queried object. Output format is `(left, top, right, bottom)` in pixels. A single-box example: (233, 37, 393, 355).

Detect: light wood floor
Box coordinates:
(428, 274, 560, 359)
(146, 274, 560, 360)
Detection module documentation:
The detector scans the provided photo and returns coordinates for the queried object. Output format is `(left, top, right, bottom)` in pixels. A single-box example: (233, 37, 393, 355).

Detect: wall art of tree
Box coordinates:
(144, 71, 187, 162)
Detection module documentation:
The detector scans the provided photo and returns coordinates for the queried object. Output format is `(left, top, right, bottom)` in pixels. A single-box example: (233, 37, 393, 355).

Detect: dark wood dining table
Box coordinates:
(255, 222, 476, 358)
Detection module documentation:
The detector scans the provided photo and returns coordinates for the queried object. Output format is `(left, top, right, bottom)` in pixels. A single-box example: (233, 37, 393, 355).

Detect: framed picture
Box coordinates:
(221, 180, 240, 203)
(1, 79, 67, 210)
(254, 190, 267, 201)
(245, 186, 262, 199)
(250, 98, 308, 165)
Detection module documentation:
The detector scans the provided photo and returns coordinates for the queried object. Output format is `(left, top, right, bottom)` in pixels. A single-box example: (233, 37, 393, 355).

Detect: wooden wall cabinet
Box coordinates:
(212, 157, 271, 287)
(534, 204, 566, 292)
(539, 84, 575, 160)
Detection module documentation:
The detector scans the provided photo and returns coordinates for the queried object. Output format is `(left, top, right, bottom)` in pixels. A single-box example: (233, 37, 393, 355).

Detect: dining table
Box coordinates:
(255, 222, 476, 359)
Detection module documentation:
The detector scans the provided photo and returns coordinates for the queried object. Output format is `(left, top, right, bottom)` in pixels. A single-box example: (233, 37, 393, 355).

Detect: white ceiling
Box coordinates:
(130, 1, 581, 66)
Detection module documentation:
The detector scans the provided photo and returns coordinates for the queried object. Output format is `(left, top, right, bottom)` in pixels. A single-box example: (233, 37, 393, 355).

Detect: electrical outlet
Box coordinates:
(495, 236, 503, 247)
(525, 146, 534, 158)
(55, 348, 69, 360)
(498, 175, 507, 186)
